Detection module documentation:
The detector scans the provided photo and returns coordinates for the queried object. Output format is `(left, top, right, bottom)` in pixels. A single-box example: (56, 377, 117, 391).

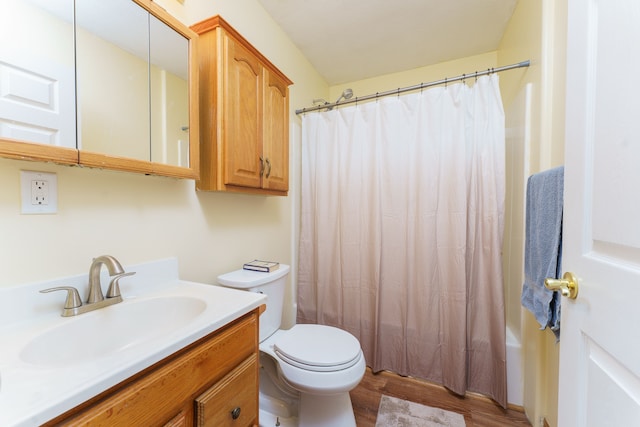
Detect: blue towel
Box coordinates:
(521, 166, 564, 338)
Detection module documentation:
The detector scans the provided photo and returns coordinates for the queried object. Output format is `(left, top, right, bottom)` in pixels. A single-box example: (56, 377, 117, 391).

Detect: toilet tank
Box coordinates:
(217, 264, 290, 342)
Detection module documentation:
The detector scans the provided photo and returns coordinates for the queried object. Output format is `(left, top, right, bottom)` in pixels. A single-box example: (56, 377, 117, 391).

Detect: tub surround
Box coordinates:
(0, 258, 266, 426)
(506, 327, 524, 406)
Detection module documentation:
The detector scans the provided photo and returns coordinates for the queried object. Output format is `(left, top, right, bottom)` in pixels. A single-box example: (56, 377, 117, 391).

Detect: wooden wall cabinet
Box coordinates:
(44, 309, 261, 427)
(191, 16, 293, 196)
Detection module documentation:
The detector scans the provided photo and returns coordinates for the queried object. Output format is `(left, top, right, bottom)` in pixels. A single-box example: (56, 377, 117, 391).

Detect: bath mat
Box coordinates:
(375, 395, 466, 427)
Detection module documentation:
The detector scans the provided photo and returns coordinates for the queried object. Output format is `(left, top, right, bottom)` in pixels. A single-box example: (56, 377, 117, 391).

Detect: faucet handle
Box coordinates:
(40, 286, 83, 309)
(106, 272, 136, 298)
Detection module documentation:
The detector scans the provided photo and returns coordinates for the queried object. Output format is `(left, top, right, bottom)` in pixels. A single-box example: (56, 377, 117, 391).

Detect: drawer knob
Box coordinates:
(231, 407, 241, 420)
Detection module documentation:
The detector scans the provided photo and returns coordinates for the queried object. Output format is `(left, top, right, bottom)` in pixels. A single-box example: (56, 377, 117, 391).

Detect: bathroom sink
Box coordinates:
(0, 258, 268, 427)
(20, 296, 206, 367)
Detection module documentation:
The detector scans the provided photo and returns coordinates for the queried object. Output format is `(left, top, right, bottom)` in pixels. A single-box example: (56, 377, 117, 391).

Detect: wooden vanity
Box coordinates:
(43, 308, 261, 427)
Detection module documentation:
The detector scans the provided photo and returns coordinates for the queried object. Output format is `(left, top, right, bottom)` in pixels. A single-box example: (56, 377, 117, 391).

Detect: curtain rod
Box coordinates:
(295, 60, 530, 115)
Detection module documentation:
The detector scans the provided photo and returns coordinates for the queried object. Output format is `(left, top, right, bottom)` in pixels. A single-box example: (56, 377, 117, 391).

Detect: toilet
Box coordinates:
(217, 265, 365, 427)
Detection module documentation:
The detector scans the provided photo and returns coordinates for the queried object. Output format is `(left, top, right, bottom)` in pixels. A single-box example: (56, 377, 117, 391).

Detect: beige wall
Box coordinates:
(328, 52, 497, 104)
(0, 0, 328, 331)
(498, 0, 567, 426)
(499, 0, 544, 341)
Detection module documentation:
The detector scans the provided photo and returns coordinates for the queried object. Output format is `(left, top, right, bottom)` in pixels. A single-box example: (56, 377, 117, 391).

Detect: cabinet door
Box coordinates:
(223, 33, 262, 189)
(163, 411, 188, 427)
(195, 354, 258, 427)
(262, 68, 289, 192)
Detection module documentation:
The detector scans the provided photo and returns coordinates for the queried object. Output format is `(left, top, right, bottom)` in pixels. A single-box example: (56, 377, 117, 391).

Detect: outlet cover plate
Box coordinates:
(20, 170, 58, 214)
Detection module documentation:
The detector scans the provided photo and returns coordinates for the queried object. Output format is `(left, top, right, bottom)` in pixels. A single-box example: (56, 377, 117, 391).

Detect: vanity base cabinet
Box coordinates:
(195, 354, 258, 426)
(191, 15, 292, 196)
(44, 309, 260, 427)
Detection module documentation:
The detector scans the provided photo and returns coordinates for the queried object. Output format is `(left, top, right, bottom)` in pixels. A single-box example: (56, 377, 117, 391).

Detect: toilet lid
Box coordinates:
(274, 324, 362, 372)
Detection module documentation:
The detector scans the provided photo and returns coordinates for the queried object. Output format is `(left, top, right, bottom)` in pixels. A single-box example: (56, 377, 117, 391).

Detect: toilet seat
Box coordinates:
(261, 327, 366, 396)
(274, 324, 361, 372)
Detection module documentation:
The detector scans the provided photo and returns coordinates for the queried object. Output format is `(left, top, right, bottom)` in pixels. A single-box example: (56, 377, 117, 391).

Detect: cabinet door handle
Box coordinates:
(265, 158, 272, 178)
(259, 156, 265, 177)
(231, 406, 241, 420)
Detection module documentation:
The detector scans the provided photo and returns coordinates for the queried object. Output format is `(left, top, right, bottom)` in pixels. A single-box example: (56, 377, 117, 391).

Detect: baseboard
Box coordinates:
(465, 390, 525, 413)
(375, 369, 526, 414)
(506, 402, 525, 413)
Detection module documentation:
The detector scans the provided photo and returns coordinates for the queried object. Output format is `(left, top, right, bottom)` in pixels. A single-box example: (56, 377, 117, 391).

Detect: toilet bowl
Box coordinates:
(217, 265, 365, 427)
(262, 325, 365, 395)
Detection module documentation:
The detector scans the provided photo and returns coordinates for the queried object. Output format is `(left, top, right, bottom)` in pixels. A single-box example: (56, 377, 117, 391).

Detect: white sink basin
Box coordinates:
(20, 296, 206, 366)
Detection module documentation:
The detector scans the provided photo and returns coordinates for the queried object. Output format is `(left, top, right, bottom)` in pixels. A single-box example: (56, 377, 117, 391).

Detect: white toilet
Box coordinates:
(218, 265, 365, 427)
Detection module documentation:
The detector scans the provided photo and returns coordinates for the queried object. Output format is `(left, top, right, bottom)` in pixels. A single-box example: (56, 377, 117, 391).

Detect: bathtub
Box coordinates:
(506, 327, 524, 406)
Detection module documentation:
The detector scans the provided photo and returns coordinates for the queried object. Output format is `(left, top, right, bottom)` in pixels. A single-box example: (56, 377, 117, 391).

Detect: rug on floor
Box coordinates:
(375, 394, 466, 427)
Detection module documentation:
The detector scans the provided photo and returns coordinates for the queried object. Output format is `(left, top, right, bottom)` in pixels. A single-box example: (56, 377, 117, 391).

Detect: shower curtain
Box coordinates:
(298, 74, 507, 407)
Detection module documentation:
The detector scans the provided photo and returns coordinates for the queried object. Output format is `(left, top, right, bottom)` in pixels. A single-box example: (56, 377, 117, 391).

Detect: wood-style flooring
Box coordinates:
(350, 368, 532, 427)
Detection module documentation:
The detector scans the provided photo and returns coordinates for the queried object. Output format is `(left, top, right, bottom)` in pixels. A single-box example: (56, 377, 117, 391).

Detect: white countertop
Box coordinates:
(0, 258, 266, 427)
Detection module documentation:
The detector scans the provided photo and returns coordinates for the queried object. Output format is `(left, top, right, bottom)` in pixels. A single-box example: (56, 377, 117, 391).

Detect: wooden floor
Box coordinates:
(350, 368, 531, 427)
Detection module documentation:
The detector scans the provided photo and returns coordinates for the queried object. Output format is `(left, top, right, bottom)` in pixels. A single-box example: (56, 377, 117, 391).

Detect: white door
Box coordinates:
(0, 53, 75, 147)
(559, 0, 640, 425)
(0, 0, 75, 148)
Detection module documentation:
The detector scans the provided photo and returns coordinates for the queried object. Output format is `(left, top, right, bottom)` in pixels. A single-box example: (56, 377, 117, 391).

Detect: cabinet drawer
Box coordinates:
(48, 312, 258, 426)
(195, 353, 258, 427)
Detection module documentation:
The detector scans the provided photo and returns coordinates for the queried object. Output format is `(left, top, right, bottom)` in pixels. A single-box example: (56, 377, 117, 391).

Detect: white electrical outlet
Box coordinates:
(31, 179, 49, 205)
(20, 170, 58, 214)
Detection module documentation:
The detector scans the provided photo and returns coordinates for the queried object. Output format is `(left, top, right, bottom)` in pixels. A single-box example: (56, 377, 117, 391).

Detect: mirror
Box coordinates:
(150, 14, 190, 167)
(0, 0, 198, 178)
(76, 0, 150, 160)
(0, 0, 75, 150)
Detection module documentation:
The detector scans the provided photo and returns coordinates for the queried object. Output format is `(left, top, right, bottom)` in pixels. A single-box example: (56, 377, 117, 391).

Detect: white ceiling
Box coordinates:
(259, 0, 518, 85)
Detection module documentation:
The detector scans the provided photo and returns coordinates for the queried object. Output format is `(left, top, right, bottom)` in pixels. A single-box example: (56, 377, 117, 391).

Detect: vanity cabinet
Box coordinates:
(191, 16, 292, 195)
(44, 309, 261, 427)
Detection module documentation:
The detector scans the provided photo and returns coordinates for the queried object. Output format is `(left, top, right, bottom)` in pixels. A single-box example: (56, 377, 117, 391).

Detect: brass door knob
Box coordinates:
(544, 272, 579, 299)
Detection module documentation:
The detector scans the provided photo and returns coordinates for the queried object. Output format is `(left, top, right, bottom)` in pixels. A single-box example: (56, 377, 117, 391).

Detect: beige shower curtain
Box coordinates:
(297, 75, 507, 407)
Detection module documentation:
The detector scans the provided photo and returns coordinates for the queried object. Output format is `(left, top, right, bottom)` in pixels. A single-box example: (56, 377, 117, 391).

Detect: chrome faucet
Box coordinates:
(87, 255, 124, 303)
(40, 255, 135, 317)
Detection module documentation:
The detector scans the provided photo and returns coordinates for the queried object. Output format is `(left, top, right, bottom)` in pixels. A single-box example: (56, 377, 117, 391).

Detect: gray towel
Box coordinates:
(521, 166, 564, 338)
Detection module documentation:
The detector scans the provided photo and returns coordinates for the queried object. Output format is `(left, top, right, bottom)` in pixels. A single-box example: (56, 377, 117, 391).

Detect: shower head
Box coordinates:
(309, 89, 354, 112)
(335, 88, 354, 104)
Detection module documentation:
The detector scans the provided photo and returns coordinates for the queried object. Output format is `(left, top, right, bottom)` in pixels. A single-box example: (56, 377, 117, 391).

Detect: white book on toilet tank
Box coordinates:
(243, 260, 280, 272)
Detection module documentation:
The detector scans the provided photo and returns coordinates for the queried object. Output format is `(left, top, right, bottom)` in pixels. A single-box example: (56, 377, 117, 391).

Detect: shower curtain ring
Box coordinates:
(475, 71, 478, 82)
(445, 77, 447, 88)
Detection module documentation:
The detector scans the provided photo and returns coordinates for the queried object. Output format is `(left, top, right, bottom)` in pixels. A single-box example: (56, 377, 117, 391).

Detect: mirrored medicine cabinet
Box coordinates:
(0, 0, 199, 178)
